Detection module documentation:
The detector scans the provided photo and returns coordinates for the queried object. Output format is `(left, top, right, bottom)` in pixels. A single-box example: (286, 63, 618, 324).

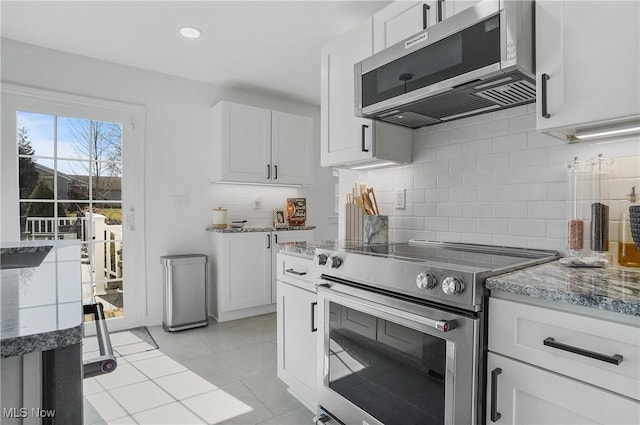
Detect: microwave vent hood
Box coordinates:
(355, 0, 535, 129)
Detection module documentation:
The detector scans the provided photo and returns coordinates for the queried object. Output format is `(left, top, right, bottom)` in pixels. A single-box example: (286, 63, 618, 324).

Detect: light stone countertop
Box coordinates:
(486, 260, 640, 316)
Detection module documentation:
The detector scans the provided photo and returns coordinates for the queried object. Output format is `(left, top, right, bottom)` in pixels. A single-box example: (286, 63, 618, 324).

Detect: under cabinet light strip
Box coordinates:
(575, 124, 640, 140)
(351, 162, 397, 170)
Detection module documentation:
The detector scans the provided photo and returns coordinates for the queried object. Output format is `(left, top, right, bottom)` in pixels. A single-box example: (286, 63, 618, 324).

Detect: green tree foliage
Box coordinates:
(18, 123, 40, 203)
(26, 177, 67, 217)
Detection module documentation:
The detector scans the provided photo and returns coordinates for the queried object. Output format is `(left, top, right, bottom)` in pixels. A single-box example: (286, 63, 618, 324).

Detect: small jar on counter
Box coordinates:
(618, 186, 640, 267)
(589, 154, 613, 258)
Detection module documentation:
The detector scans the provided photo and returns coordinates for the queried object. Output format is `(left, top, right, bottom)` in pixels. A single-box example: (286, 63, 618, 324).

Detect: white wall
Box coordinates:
(354, 104, 640, 255)
(1, 39, 336, 326)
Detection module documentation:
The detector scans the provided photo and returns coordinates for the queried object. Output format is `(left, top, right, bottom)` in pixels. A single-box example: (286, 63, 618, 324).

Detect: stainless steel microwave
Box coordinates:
(355, 0, 534, 128)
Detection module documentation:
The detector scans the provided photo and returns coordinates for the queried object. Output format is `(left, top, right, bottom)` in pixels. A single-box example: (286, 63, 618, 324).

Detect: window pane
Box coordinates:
(93, 161, 122, 201)
(21, 202, 62, 238)
(19, 156, 47, 199)
(58, 160, 91, 200)
(57, 116, 90, 161)
(18, 111, 54, 158)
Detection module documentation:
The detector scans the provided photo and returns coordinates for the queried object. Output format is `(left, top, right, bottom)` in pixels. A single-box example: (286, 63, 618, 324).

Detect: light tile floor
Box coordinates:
(84, 313, 315, 425)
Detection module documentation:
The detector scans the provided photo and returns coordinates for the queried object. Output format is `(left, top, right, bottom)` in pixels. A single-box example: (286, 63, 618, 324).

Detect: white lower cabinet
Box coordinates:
(487, 353, 640, 425)
(210, 230, 313, 322)
(487, 297, 640, 425)
(276, 254, 318, 410)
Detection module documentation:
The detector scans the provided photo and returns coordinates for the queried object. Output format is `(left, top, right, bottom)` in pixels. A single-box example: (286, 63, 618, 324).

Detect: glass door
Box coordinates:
(2, 86, 145, 332)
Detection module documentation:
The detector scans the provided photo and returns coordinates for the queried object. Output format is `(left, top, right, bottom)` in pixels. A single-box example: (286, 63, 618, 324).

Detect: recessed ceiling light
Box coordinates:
(179, 26, 202, 39)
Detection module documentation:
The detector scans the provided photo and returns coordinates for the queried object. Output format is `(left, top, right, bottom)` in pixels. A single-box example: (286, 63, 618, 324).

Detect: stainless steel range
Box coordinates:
(313, 241, 558, 425)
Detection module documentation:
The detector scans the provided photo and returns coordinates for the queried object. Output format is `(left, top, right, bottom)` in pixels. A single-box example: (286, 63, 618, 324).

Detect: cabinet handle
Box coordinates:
(490, 367, 502, 422)
(541, 73, 550, 119)
(285, 268, 307, 276)
(437, 0, 444, 23)
(543, 337, 623, 365)
(361, 124, 369, 152)
(267, 164, 271, 179)
(311, 302, 318, 332)
(274, 165, 278, 180)
(267, 234, 271, 249)
(422, 3, 430, 29)
(274, 234, 278, 244)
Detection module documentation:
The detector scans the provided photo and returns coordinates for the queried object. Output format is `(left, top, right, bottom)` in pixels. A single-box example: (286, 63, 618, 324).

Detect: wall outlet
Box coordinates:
(394, 189, 406, 209)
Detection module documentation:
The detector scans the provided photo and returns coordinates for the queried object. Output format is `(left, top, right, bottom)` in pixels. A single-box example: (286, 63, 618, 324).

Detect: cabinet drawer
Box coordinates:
(277, 255, 317, 287)
(487, 352, 640, 425)
(489, 298, 640, 400)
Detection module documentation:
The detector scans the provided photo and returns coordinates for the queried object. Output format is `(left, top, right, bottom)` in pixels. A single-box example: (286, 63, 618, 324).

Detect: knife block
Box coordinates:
(345, 204, 364, 241)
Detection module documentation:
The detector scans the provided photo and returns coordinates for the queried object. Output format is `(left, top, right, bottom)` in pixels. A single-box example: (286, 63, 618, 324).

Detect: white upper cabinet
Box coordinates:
(320, 18, 412, 168)
(271, 111, 313, 185)
(212, 101, 313, 184)
(442, 0, 484, 19)
(536, 0, 640, 141)
(373, 1, 440, 53)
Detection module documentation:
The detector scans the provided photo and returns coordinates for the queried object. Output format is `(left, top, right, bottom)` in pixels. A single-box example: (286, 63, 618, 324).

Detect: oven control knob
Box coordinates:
(442, 276, 465, 296)
(327, 255, 343, 269)
(314, 253, 328, 267)
(416, 272, 437, 290)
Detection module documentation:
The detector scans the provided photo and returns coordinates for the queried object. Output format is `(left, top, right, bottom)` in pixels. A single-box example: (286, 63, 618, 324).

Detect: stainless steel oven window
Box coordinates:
(328, 301, 447, 425)
(317, 283, 481, 425)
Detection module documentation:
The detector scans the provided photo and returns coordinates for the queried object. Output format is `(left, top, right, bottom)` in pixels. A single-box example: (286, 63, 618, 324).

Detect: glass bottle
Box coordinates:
(589, 154, 613, 258)
(566, 157, 588, 257)
(618, 186, 640, 267)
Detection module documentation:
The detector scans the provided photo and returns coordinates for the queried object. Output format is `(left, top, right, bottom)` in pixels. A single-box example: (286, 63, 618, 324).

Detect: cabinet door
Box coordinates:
(217, 102, 272, 183)
(271, 230, 313, 302)
(271, 111, 313, 185)
(276, 280, 317, 406)
(220, 232, 271, 311)
(487, 353, 640, 425)
(442, 0, 484, 19)
(536, 1, 640, 133)
(320, 18, 375, 167)
(373, 1, 439, 53)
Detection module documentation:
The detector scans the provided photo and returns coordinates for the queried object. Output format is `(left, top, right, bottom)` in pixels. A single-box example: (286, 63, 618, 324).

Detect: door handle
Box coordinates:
(361, 124, 369, 152)
(285, 268, 307, 276)
(267, 234, 271, 249)
(437, 0, 444, 22)
(274, 165, 278, 180)
(311, 301, 318, 332)
(543, 337, 623, 365)
(274, 234, 278, 244)
(490, 367, 502, 422)
(267, 164, 271, 179)
(541, 73, 550, 119)
(422, 3, 430, 29)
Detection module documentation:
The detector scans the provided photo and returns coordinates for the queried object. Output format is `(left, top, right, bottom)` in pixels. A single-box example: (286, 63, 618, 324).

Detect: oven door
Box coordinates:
(316, 280, 481, 425)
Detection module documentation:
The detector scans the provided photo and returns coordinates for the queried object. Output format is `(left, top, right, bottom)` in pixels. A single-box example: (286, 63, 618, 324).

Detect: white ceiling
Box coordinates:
(1, 0, 391, 106)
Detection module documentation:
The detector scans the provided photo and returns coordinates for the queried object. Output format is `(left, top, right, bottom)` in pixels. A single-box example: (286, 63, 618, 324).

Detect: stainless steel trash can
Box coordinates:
(161, 254, 208, 332)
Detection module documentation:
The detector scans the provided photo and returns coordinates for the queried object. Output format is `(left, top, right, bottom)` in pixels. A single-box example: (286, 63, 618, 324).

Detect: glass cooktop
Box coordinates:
(342, 240, 559, 271)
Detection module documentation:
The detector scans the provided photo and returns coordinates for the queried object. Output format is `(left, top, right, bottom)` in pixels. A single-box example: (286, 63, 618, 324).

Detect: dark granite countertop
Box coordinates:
(207, 226, 316, 233)
(1, 241, 84, 358)
(486, 260, 640, 317)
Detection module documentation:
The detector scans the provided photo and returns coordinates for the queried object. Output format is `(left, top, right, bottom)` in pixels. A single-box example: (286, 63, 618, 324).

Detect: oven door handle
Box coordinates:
(316, 284, 456, 333)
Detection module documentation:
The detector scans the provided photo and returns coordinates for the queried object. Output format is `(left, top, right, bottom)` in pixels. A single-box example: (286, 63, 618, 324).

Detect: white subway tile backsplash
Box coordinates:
(509, 183, 547, 201)
(477, 118, 509, 138)
(414, 203, 437, 217)
(437, 173, 463, 189)
(528, 201, 565, 219)
(494, 202, 528, 218)
(478, 152, 510, 170)
(478, 219, 509, 235)
(359, 110, 640, 253)
(510, 147, 547, 167)
(511, 219, 546, 237)
(478, 186, 510, 202)
(437, 203, 463, 217)
(425, 188, 451, 202)
(462, 138, 493, 156)
(509, 113, 536, 133)
(426, 217, 450, 231)
(414, 175, 438, 190)
(450, 218, 477, 233)
(463, 170, 494, 187)
(493, 133, 527, 153)
(493, 167, 528, 185)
